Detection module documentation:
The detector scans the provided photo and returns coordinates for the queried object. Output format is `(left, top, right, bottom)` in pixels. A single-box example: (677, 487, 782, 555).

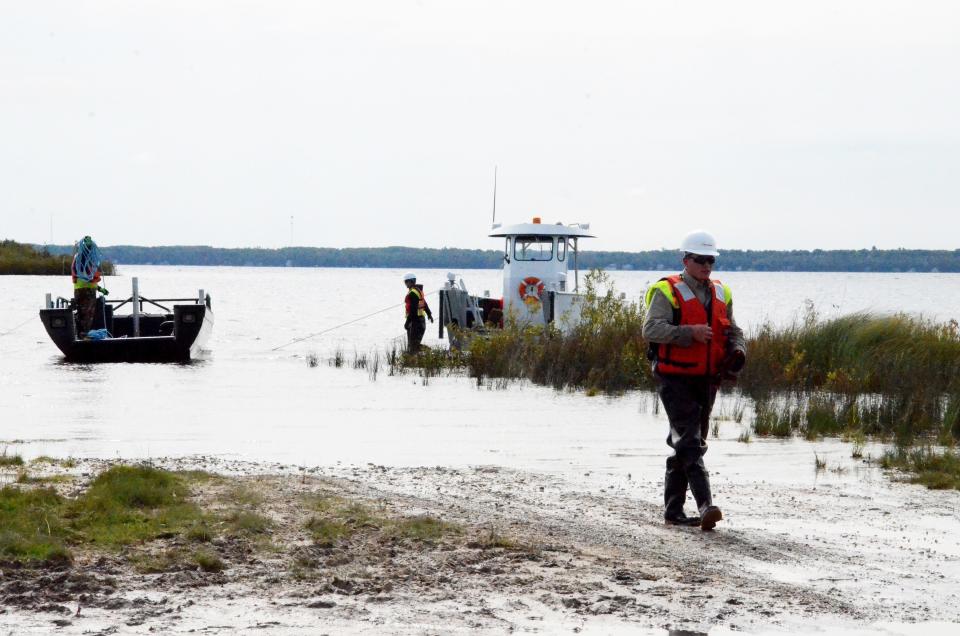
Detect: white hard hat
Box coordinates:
(402, 272, 416, 282)
(680, 230, 719, 256)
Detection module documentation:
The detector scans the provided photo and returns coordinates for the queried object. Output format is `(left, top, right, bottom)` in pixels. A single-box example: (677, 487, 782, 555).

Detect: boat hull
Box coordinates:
(39, 304, 213, 363)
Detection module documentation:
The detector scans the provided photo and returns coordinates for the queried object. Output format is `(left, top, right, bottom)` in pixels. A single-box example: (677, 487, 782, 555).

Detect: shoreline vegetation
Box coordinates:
(16, 240, 960, 272)
(0, 240, 115, 276)
(0, 461, 485, 569)
(337, 271, 960, 490)
(7, 458, 950, 631)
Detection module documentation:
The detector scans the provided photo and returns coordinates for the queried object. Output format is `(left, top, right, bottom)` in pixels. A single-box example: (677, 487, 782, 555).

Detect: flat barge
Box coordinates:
(39, 277, 213, 363)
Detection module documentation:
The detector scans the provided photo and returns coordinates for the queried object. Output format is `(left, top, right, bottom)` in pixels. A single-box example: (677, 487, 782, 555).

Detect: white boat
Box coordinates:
(438, 217, 594, 344)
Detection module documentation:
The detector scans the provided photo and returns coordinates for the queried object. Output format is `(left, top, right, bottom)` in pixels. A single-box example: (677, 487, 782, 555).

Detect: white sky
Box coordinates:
(1, 0, 958, 251)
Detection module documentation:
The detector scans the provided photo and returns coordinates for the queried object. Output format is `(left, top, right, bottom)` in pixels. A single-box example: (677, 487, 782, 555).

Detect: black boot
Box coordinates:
(664, 461, 700, 526)
(687, 461, 722, 531)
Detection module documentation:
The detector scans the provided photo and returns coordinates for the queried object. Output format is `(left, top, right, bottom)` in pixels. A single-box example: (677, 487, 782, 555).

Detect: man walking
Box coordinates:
(403, 272, 433, 353)
(642, 230, 746, 530)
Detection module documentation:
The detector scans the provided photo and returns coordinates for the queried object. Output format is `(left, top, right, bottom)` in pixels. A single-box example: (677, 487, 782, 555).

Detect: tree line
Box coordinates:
(0, 240, 115, 276)
(14, 241, 960, 273)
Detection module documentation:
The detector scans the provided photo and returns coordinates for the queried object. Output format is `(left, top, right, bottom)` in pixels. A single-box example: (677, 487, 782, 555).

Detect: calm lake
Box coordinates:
(2, 266, 960, 473)
(3, 266, 960, 635)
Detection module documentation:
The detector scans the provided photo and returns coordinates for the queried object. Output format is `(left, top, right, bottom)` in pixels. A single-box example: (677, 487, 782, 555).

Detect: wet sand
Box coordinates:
(2, 456, 958, 635)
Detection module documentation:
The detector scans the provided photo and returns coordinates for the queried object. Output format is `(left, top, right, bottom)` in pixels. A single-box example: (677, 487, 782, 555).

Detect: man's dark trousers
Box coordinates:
(658, 373, 718, 518)
(406, 317, 426, 352)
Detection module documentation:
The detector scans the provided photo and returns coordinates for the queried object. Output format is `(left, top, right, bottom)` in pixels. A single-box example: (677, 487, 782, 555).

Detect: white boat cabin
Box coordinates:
(437, 217, 594, 344)
(492, 217, 594, 326)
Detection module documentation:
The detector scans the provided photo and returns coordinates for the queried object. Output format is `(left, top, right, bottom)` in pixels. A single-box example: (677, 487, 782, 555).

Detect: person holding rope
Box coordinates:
(403, 272, 433, 353)
(643, 230, 746, 531)
(72, 235, 106, 336)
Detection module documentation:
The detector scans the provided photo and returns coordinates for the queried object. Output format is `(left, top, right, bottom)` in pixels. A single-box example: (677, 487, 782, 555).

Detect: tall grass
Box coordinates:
(354, 271, 960, 448)
(465, 271, 651, 394)
(744, 311, 960, 440)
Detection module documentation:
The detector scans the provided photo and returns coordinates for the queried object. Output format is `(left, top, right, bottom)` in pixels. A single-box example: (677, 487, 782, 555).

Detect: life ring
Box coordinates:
(518, 276, 545, 301)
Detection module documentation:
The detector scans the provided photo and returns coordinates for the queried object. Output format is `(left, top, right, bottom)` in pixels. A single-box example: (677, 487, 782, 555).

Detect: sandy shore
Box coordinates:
(1, 456, 959, 635)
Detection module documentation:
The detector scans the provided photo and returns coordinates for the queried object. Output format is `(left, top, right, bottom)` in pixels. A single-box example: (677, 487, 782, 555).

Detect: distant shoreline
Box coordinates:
(25, 243, 960, 273)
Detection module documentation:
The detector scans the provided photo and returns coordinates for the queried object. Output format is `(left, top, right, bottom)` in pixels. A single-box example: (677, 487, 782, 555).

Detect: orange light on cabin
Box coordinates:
(532, 216, 541, 224)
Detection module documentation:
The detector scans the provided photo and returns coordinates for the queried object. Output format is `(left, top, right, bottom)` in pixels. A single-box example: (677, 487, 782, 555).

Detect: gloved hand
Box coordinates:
(729, 349, 746, 372)
(718, 349, 746, 382)
(404, 320, 411, 330)
(428, 316, 434, 323)
(97, 286, 109, 296)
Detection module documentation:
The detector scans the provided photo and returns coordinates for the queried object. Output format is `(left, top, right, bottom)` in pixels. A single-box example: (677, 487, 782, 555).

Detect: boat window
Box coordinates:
(557, 238, 567, 262)
(513, 236, 554, 261)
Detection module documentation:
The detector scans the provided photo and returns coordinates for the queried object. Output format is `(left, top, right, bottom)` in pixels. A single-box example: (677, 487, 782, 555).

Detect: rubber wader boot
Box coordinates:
(687, 469, 723, 531)
(663, 466, 701, 526)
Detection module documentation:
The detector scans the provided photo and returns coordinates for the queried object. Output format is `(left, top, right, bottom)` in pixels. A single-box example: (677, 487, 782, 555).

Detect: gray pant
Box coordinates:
(657, 373, 718, 517)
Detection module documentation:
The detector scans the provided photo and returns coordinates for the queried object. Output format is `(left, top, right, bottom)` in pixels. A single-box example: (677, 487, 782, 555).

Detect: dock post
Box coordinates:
(132, 277, 140, 338)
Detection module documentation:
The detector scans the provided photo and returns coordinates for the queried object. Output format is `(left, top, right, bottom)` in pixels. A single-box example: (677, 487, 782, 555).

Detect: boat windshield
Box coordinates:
(513, 236, 554, 261)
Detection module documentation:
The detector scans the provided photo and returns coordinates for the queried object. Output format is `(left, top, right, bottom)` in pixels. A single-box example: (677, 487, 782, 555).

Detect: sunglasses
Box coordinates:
(686, 254, 715, 265)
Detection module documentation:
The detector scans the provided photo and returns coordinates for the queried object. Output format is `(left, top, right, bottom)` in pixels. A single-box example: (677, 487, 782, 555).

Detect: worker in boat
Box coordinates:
(71, 235, 106, 336)
(642, 230, 746, 531)
(403, 272, 433, 353)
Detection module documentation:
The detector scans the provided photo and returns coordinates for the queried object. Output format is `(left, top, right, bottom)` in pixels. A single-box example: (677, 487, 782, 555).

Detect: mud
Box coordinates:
(1, 456, 959, 635)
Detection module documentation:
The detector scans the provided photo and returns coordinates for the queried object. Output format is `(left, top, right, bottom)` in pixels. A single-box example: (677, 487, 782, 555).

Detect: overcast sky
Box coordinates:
(2, 0, 958, 252)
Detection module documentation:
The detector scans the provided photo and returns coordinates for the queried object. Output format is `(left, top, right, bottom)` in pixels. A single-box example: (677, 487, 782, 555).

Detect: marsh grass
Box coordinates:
(336, 285, 960, 486)
(469, 526, 521, 551)
(814, 453, 827, 471)
(15, 470, 70, 485)
(0, 485, 71, 563)
(880, 446, 960, 490)
(389, 515, 458, 543)
(186, 521, 215, 543)
(303, 494, 459, 548)
(226, 510, 272, 535)
(193, 549, 225, 572)
(0, 464, 214, 563)
(0, 450, 25, 466)
(464, 271, 650, 394)
(68, 465, 204, 548)
(743, 312, 960, 438)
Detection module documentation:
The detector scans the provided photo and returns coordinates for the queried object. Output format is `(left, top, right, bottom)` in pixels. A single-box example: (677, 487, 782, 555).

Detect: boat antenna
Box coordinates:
(491, 165, 497, 226)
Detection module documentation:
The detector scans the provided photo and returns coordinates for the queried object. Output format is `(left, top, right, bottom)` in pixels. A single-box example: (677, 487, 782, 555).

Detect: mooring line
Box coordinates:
(0, 314, 36, 337)
(270, 290, 439, 351)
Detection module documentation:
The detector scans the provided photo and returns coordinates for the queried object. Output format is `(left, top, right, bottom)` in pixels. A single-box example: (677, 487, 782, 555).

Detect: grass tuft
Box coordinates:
(193, 549, 225, 572)
(881, 447, 960, 490)
(0, 451, 25, 467)
(0, 486, 71, 563)
(227, 511, 272, 535)
(69, 464, 204, 548)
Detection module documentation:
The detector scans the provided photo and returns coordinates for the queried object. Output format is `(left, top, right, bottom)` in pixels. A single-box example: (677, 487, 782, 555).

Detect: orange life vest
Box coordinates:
(406, 285, 429, 319)
(651, 274, 731, 376)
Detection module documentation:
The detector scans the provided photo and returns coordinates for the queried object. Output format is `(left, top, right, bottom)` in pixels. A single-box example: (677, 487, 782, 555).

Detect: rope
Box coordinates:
(74, 238, 102, 282)
(271, 290, 438, 351)
(0, 314, 36, 337)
